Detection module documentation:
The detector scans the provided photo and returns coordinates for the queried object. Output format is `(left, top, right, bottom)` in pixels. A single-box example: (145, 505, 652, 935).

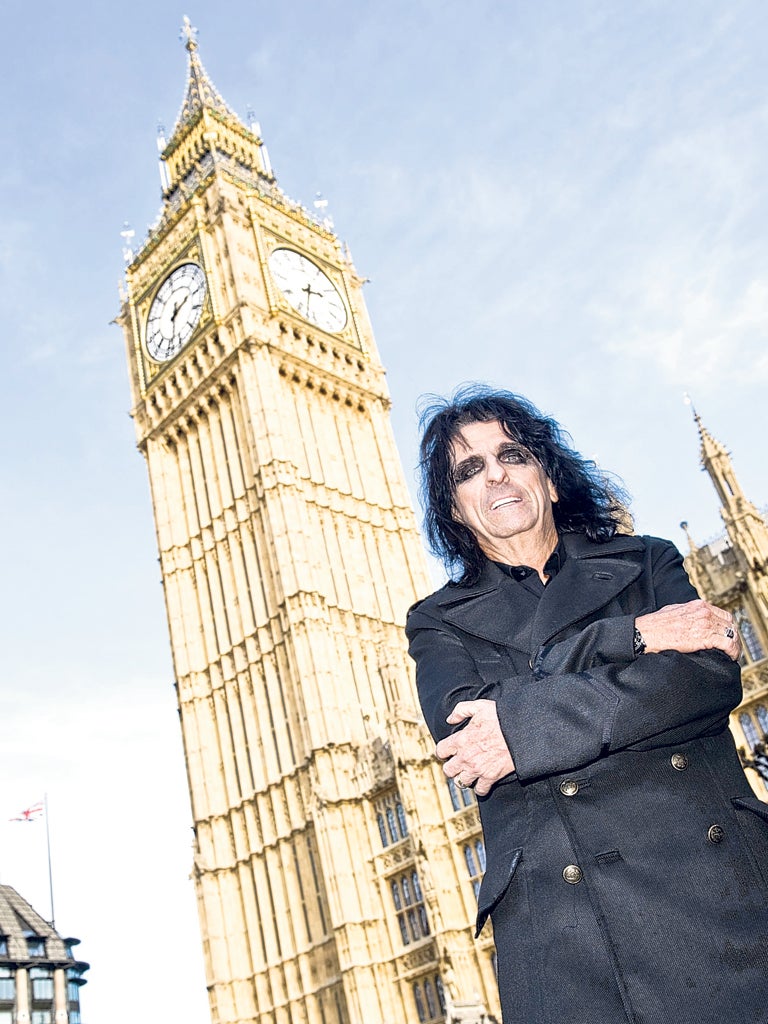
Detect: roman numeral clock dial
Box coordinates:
(145, 262, 207, 362)
(268, 248, 347, 334)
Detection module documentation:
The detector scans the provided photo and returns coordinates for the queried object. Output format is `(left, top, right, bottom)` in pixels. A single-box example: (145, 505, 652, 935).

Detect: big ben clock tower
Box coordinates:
(118, 21, 500, 1024)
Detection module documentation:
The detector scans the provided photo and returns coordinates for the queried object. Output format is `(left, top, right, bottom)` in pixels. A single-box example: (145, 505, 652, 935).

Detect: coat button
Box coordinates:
(670, 753, 688, 771)
(559, 780, 579, 797)
(707, 824, 725, 844)
(562, 864, 583, 884)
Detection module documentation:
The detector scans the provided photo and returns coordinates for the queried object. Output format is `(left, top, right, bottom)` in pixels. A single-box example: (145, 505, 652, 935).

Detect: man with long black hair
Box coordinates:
(407, 385, 768, 1024)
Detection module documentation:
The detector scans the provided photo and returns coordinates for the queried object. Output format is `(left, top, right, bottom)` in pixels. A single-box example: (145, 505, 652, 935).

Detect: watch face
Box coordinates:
(268, 248, 347, 333)
(145, 263, 207, 362)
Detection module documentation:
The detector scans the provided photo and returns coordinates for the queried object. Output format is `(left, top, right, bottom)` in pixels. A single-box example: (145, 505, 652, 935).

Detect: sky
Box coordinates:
(1, 2, 767, 1023)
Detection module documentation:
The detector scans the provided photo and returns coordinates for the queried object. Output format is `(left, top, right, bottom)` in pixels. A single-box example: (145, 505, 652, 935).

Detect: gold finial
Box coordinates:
(181, 15, 198, 52)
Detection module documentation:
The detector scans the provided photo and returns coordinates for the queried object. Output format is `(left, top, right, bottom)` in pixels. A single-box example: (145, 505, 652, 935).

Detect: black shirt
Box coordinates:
(494, 536, 566, 597)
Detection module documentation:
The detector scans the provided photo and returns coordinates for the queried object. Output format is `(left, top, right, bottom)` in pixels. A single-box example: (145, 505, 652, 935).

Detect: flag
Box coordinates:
(10, 802, 44, 823)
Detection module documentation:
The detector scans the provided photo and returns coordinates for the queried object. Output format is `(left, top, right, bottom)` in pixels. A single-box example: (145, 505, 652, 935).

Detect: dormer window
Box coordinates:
(26, 937, 45, 958)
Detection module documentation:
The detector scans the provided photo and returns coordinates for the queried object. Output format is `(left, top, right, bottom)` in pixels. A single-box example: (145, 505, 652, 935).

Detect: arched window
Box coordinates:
(386, 807, 399, 844)
(413, 984, 427, 1023)
(396, 801, 409, 838)
(391, 880, 402, 911)
(447, 777, 474, 810)
(475, 838, 486, 872)
(756, 705, 768, 738)
(411, 871, 423, 901)
(447, 777, 461, 811)
(735, 607, 766, 663)
(464, 845, 478, 876)
(740, 712, 760, 749)
(377, 813, 388, 847)
(424, 980, 437, 1018)
(464, 844, 482, 897)
(392, 870, 430, 945)
(435, 975, 446, 1014)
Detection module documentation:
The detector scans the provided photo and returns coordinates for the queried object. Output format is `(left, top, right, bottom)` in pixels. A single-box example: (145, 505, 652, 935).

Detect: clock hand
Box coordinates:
(170, 291, 191, 324)
(302, 282, 321, 315)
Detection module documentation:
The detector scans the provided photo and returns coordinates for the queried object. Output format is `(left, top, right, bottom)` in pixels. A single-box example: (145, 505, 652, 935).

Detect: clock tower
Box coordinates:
(118, 22, 500, 1024)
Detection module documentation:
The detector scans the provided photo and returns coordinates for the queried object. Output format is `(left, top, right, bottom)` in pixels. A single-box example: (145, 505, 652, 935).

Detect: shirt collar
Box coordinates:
(494, 536, 566, 582)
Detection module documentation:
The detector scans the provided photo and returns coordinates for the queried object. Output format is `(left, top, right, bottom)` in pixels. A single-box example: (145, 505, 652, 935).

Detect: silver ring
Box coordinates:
(725, 626, 735, 639)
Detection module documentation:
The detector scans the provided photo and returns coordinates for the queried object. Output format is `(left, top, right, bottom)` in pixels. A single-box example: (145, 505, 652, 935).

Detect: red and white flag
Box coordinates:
(10, 802, 44, 823)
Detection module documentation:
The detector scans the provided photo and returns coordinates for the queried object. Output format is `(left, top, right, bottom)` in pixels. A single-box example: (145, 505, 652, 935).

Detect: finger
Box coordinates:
(435, 738, 457, 760)
(446, 702, 477, 725)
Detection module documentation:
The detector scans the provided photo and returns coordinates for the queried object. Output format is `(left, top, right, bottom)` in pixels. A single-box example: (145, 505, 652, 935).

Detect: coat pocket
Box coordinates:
(732, 795, 768, 824)
(475, 847, 523, 937)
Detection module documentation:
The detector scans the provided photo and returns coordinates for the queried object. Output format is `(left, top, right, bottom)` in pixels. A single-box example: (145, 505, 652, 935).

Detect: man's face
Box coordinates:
(449, 419, 558, 560)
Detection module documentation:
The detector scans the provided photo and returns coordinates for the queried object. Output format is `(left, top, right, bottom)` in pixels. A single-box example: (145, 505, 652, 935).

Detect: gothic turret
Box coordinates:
(682, 405, 768, 796)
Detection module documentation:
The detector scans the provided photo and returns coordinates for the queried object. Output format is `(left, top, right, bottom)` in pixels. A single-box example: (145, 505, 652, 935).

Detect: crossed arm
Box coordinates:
(408, 544, 742, 796)
(434, 599, 740, 795)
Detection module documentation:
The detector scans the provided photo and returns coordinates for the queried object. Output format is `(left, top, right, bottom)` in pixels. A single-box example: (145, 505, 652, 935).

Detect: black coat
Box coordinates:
(407, 533, 768, 1024)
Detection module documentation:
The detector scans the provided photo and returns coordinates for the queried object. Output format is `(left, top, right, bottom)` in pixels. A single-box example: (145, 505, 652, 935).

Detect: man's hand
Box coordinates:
(435, 699, 515, 796)
(636, 600, 741, 661)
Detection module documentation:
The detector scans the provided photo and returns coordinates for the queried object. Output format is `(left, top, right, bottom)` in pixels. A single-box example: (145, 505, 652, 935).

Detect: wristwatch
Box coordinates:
(633, 626, 647, 657)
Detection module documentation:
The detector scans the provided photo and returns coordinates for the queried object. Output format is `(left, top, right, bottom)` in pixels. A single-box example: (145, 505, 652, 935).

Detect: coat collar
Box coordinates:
(437, 533, 645, 651)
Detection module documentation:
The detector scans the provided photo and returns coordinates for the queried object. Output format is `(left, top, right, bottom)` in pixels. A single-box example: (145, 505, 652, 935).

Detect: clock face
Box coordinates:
(268, 248, 347, 333)
(145, 263, 207, 362)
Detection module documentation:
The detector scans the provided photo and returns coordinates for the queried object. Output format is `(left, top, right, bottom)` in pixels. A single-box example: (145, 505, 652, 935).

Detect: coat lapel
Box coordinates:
(438, 534, 645, 654)
(439, 562, 535, 652)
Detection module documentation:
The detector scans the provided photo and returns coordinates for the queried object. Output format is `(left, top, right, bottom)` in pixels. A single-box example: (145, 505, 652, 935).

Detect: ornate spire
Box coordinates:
(687, 397, 730, 469)
(171, 16, 241, 136)
(686, 398, 768, 575)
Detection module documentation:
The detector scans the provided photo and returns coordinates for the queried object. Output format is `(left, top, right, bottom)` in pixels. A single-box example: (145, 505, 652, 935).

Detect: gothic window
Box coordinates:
(377, 813, 388, 847)
(447, 777, 475, 810)
(396, 801, 409, 838)
(435, 975, 447, 1014)
(740, 712, 760, 749)
(424, 980, 438, 1018)
(386, 808, 399, 844)
(413, 975, 445, 1021)
(375, 792, 409, 847)
(413, 983, 427, 1023)
(464, 839, 486, 897)
(476, 838, 487, 871)
(735, 607, 766, 663)
(391, 870, 430, 945)
(757, 705, 768, 738)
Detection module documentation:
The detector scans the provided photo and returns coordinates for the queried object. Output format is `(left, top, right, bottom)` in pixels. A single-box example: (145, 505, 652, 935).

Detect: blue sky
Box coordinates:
(1, 3, 767, 1023)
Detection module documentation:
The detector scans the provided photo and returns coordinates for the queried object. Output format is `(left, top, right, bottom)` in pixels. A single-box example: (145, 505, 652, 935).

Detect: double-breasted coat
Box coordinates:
(406, 533, 768, 1024)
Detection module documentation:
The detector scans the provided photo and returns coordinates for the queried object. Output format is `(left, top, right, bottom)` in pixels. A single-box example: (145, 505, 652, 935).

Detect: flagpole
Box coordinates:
(44, 793, 55, 929)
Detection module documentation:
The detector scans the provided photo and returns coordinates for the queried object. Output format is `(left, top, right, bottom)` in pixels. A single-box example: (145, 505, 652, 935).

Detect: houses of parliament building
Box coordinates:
(116, 22, 768, 1024)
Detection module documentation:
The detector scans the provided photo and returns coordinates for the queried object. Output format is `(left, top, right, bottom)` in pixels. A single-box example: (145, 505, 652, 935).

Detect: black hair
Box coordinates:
(417, 384, 630, 584)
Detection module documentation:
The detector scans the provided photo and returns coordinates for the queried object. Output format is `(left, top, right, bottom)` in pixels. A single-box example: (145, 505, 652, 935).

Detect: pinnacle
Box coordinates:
(685, 395, 729, 465)
(170, 16, 242, 138)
